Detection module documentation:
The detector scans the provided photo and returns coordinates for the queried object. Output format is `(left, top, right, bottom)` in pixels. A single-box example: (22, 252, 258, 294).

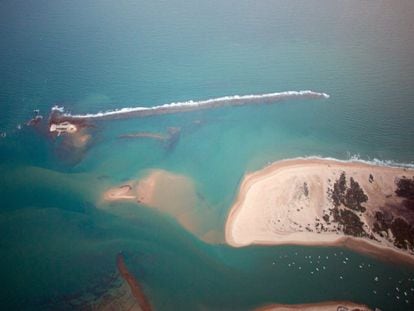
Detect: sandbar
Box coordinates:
(102, 169, 221, 243)
(225, 158, 414, 265)
(116, 253, 152, 311)
(103, 185, 135, 201)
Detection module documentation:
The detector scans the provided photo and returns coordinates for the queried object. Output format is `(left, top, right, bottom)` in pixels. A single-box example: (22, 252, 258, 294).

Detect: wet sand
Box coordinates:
(255, 300, 372, 311)
(225, 158, 414, 265)
(103, 185, 135, 201)
(102, 169, 222, 243)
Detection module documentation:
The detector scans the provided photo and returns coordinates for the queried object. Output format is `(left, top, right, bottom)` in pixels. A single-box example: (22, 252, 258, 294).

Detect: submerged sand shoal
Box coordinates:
(101, 169, 222, 243)
(225, 158, 414, 264)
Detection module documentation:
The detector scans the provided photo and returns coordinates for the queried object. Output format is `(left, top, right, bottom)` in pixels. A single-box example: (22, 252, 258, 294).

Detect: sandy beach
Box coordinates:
(255, 301, 372, 311)
(225, 158, 414, 264)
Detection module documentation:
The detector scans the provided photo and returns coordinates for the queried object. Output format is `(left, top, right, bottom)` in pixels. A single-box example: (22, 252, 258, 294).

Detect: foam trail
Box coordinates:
(268, 155, 414, 169)
(51, 90, 330, 122)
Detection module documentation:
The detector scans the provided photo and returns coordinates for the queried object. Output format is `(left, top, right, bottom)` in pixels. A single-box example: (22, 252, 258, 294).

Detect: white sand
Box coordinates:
(103, 185, 135, 201)
(255, 301, 372, 311)
(225, 158, 414, 264)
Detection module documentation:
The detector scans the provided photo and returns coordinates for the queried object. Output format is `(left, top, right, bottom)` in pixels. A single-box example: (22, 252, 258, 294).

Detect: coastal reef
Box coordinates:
(42, 253, 152, 311)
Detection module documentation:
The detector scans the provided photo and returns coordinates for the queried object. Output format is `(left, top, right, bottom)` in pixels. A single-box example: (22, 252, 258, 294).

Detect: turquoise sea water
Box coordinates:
(1, 1, 414, 310)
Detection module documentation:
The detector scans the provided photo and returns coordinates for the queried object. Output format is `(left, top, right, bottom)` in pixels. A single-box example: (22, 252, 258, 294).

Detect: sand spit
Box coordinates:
(116, 253, 152, 311)
(225, 158, 414, 265)
(102, 169, 221, 243)
(104, 185, 135, 201)
(102, 169, 197, 210)
(255, 301, 372, 311)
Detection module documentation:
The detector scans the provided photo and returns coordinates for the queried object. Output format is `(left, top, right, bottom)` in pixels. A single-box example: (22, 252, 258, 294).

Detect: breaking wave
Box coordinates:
(51, 90, 330, 121)
(270, 155, 414, 169)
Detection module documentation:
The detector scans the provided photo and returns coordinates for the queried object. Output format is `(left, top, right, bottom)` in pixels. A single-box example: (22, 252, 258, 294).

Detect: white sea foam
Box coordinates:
(52, 105, 65, 113)
(54, 90, 330, 120)
(271, 155, 414, 169)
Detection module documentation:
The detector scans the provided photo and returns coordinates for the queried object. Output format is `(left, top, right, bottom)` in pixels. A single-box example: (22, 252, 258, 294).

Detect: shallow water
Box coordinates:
(1, 0, 414, 310)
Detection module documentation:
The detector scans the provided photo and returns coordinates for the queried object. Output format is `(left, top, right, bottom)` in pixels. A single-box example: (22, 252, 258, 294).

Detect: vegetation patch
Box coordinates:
(327, 172, 369, 238)
(332, 208, 366, 237)
(325, 172, 414, 251)
(329, 172, 367, 212)
(395, 176, 414, 210)
(369, 173, 374, 183)
(372, 211, 414, 251)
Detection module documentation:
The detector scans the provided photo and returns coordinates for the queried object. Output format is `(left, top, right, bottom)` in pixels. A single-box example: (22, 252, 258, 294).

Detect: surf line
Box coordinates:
(49, 90, 330, 123)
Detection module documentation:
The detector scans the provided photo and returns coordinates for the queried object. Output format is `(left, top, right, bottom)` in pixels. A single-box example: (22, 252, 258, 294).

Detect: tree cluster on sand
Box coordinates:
(326, 172, 368, 237)
(330, 172, 368, 213)
(395, 176, 414, 209)
(372, 177, 414, 251)
(326, 173, 414, 251)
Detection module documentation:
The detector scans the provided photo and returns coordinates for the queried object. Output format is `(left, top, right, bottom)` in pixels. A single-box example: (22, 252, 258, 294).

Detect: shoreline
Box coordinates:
(255, 300, 372, 311)
(225, 158, 414, 266)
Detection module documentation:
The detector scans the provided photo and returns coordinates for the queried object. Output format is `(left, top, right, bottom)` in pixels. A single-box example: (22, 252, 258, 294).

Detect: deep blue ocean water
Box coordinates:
(1, 1, 414, 310)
